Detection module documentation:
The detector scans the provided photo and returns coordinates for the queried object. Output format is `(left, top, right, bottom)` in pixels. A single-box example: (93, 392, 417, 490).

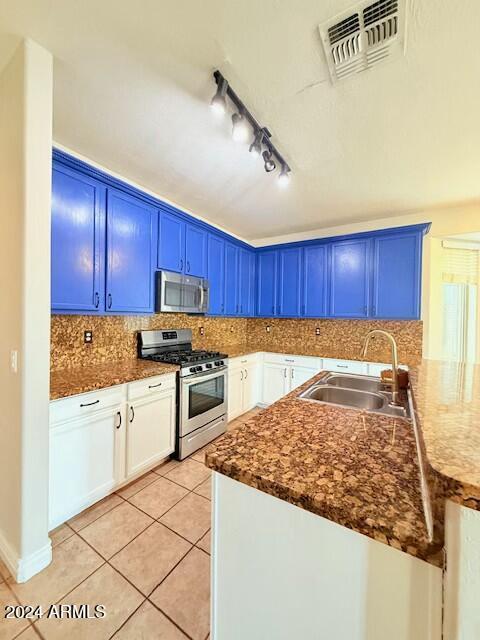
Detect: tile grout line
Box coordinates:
(22, 455, 214, 638)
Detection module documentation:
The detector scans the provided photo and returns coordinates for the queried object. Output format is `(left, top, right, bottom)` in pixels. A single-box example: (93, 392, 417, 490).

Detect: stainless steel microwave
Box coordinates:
(156, 270, 209, 314)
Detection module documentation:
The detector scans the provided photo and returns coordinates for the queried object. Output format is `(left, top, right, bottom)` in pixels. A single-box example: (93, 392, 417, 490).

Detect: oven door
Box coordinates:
(180, 367, 228, 437)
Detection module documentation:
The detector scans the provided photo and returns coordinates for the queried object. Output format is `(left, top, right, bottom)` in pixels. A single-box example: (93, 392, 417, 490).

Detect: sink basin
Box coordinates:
(301, 386, 385, 411)
(298, 371, 410, 419)
(322, 373, 385, 393)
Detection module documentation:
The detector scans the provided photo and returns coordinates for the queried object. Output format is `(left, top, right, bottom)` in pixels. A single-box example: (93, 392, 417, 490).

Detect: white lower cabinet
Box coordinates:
(49, 387, 125, 530)
(261, 354, 323, 405)
(262, 363, 290, 405)
(228, 355, 260, 421)
(49, 372, 176, 530)
(126, 386, 176, 479)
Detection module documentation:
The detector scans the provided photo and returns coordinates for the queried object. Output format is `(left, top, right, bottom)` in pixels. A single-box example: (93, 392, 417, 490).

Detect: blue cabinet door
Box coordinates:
(303, 245, 328, 317)
(278, 248, 302, 316)
(106, 189, 157, 313)
(185, 223, 207, 277)
(224, 243, 239, 315)
(51, 165, 106, 312)
(329, 239, 370, 318)
(239, 249, 255, 316)
(257, 251, 278, 317)
(158, 210, 185, 273)
(207, 234, 225, 315)
(372, 232, 422, 319)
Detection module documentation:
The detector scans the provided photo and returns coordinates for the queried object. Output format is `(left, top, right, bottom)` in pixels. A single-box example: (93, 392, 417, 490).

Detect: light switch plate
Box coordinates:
(10, 350, 18, 373)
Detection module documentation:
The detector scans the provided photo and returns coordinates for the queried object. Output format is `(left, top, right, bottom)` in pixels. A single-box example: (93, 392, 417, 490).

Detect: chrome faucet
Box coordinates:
(361, 330, 401, 406)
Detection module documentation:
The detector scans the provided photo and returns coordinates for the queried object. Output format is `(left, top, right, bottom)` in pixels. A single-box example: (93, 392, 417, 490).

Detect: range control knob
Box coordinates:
(189, 367, 196, 373)
(205, 363, 213, 369)
(215, 360, 224, 367)
(195, 366, 203, 372)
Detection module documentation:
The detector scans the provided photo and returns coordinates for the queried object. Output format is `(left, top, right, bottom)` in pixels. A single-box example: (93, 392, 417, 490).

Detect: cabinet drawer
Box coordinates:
(263, 353, 322, 369)
(127, 373, 176, 401)
(229, 353, 261, 369)
(50, 385, 125, 425)
(322, 359, 368, 375)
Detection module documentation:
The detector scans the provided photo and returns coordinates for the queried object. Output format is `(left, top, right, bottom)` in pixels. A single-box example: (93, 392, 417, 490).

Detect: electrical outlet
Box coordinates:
(10, 350, 18, 373)
(315, 327, 320, 336)
(199, 327, 205, 336)
(266, 325, 271, 333)
(84, 331, 93, 344)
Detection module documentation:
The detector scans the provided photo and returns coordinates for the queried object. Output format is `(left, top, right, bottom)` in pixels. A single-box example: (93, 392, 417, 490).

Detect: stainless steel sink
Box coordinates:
(299, 372, 410, 419)
(305, 386, 385, 410)
(322, 373, 385, 393)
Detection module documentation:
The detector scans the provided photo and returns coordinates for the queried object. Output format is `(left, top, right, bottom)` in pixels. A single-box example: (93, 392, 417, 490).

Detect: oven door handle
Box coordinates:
(182, 366, 228, 385)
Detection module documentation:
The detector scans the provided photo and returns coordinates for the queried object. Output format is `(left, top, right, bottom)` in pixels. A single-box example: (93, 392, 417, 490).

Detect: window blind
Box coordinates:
(442, 247, 479, 285)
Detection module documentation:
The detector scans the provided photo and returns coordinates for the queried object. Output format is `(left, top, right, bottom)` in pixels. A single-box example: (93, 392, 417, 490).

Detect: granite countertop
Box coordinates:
(50, 360, 179, 400)
(409, 360, 480, 510)
(206, 371, 441, 565)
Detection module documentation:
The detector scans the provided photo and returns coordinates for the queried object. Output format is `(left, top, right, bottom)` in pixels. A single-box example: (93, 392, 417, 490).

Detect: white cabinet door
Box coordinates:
(126, 389, 175, 479)
(242, 363, 259, 412)
(262, 363, 289, 405)
(49, 404, 124, 529)
(228, 367, 244, 421)
(289, 366, 319, 392)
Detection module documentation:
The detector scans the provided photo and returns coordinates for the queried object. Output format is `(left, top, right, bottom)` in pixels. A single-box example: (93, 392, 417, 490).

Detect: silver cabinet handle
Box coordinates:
(241, 370, 244, 381)
(116, 411, 122, 430)
(291, 369, 294, 379)
(129, 406, 135, 423)
(148, 382, 162, 389)
(337, 364, 349, 369)
(180, 259, 183, 271)
(284, 368, 287, 378)
(187, 261, 190, 273)
(244, 369, 248, 379)
(285, 358, 294, 363)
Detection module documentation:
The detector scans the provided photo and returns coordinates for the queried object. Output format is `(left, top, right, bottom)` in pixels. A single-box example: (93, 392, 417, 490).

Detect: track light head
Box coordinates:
(278, 164, 290, 187)
(262, 149, 276, 173)
(232, 112, 249, 142)
(210, 77, 228, 116)
(249, 129, 263, 157)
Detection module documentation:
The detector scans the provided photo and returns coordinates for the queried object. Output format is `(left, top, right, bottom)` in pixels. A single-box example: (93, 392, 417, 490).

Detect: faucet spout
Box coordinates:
(360, 330, 401, 406)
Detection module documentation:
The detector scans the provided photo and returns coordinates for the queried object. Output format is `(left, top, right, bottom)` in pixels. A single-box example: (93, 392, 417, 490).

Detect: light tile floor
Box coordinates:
(0, 408, 263, 640)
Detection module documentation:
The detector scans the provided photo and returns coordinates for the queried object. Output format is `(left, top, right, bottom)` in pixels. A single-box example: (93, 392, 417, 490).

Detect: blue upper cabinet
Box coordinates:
(158, 210, 207, 278)
(106, 189, 157, 313)
(207, 234, 225, 315)
(329, 238, 371, 318)
(51, 165, 106, 312)
(158, 210, 185, 273)
(371, 232, 422, 319)
(303, 244, 328, 317)
(239, 249, 255, 316)
(185, 223, 207, 277)
(278, 248, 302, 317)
(257, 251, 278, 317)
(224, 243, 239, 315)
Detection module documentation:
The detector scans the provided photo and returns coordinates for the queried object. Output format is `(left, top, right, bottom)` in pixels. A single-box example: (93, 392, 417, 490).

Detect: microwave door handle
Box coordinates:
(199, 283, 205, 309)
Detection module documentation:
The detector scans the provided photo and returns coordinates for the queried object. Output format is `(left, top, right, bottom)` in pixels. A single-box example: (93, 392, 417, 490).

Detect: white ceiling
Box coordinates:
(1, 0, 480, 242)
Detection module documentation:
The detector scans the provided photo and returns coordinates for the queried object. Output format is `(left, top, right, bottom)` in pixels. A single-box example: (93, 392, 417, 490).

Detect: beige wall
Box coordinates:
(0, 40, 53, 581)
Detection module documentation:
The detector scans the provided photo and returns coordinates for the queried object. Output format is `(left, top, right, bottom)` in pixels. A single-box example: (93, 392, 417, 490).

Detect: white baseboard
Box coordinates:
(0, 527, 52, 583)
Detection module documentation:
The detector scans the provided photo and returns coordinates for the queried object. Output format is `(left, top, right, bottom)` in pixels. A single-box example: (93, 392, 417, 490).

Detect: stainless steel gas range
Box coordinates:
(138, 329, 228, 460)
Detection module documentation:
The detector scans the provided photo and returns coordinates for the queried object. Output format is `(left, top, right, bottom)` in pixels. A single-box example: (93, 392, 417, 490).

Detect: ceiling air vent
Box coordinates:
(319, 0, 406, 83)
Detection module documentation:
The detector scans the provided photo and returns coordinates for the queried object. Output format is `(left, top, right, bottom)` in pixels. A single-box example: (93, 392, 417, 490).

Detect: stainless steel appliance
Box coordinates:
(138, 329, 228, 459)
(156, 270, 209, 314)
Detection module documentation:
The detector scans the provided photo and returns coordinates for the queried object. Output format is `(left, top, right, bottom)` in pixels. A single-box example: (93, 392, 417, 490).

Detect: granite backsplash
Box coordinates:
(50, 315, 423, 371)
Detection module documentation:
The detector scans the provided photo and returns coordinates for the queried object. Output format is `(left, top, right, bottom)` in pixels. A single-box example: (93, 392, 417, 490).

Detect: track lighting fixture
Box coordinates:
(278, 164, 290, 187)
(249, 129, 264, 157)
(211, 70, 291, 185)
(210, 76, 228, 115)
(262, 149, 276, 173)
(232, 111, 249, 142)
